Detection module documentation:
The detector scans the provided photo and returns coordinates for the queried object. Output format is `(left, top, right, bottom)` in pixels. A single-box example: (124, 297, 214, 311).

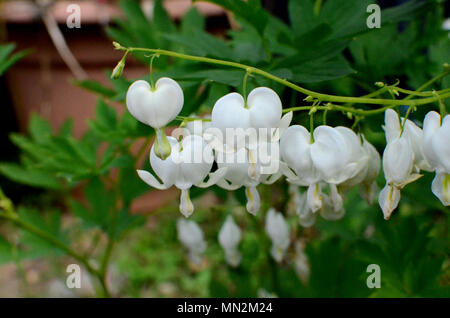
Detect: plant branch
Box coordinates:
(116, 46, 450, 106)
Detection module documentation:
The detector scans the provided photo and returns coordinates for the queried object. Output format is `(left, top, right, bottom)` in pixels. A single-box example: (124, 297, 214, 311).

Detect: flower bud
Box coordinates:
(111, 59, 125, 79)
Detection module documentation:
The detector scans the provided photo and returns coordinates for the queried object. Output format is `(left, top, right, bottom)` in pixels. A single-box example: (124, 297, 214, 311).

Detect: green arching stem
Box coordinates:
(242, 69, 251, 107)
(400, 105, 414, 136)
(149, 54, 159, 90)
(118, 46, 450, 106)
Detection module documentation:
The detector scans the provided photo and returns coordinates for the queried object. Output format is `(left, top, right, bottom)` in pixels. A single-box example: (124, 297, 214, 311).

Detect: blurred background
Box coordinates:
(0, 0, 449, 297)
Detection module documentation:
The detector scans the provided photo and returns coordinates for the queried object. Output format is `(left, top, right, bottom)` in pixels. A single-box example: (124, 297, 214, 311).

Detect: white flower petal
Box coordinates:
(378, 184, 401, 220)
(136, 170, 170, 190)
(431, 172, 450, 206)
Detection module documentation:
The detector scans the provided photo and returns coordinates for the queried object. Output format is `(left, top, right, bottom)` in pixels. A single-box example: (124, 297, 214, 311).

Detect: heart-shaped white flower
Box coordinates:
(137, 135, 227, 217)
(211, 87, 292, 148)
(126, 77, 183, 129)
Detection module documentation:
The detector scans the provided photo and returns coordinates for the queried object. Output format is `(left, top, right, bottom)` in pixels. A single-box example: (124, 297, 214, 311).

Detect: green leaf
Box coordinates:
(164, 32, 233, 59)
(29, 114, 53, 143)
(0, 44, 30, 76)
(73, 80, 116, 99)
(291, 55, 354, 83)
(0, 163, 61, 190)
(181, 7, 206, 34)
(72, 177, 114, 232)
(153, 0, 176, 35)
(18, 207, 68, 257)
(288, 0, 316, 36)
(202, 0, 269, 36)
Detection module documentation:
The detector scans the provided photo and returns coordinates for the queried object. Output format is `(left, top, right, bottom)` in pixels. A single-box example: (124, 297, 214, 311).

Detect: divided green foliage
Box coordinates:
(0, 43, 30, 76)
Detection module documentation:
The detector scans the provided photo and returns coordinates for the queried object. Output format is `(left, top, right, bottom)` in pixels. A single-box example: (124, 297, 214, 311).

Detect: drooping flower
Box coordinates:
(211, 87, 292, 149)
(177, 219, 207, 266)
(218, 215, 242, 267)
(281, 125, 366, 213)
(126, 77, 184, 159)
(423, 111, 450, 206)
(137, 135, 227, 217)
(379, 109, 425, 219)
(265, 208, 290, 263)
(216, 141, 285, 215)
(126, 78, 183, 129)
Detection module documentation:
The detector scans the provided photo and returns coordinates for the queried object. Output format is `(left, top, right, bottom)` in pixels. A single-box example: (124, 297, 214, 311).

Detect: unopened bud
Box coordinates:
(111, 59, 125, 79)
(112, 41, 125, 50)
(375, 82, 384, 87)
(154, 128, 172, 160)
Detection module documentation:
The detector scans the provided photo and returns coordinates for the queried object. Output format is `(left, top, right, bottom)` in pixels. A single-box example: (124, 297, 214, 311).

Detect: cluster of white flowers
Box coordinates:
(177, 209, 303, 268)
(127, 77, 449, 224)
(379, 109, 449, 219)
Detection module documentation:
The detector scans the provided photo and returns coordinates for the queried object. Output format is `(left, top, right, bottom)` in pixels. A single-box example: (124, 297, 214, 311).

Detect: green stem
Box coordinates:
(314, 0, 323, 16)
(242, 69, 251, 107)
(149, 54, 159, 90)
(119, 46, 450, 106)
(0, 211, 110, 297)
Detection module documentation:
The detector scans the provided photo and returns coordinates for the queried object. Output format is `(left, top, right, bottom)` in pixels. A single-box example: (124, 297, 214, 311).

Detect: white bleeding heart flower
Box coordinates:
(216, 141, 284, 215)
(281, 125, 362, 212)
(177, 219, 207, 266)
(211, 87, 292, 149)
(127, 77, 184, 159)
(265, 208, 290, 263)
(218, 215, 242, 267)
(310, 126, 365, 185)
(379, 109, 423, 219)
(384, 109, 432, 172)
(126, 78, 183, 129)
(137, 135, 227, 217)
(280, 125, 323, 213)
(423, 111, 450, 206)
(280, 125, 321, 186)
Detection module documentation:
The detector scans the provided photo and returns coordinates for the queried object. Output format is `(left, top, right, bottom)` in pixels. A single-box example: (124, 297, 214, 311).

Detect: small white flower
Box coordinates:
(137, 135, 227, 217)
(211, 87, 292, 148)
(265, 208, 290, 263)
(177, 218, 207, 266)
(126, 78, 183, 129)
(423, 111, 450, 206)
(218, 215, 242, 267)
(216, 142, 284, 215)
(379, 109, 425, 219)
